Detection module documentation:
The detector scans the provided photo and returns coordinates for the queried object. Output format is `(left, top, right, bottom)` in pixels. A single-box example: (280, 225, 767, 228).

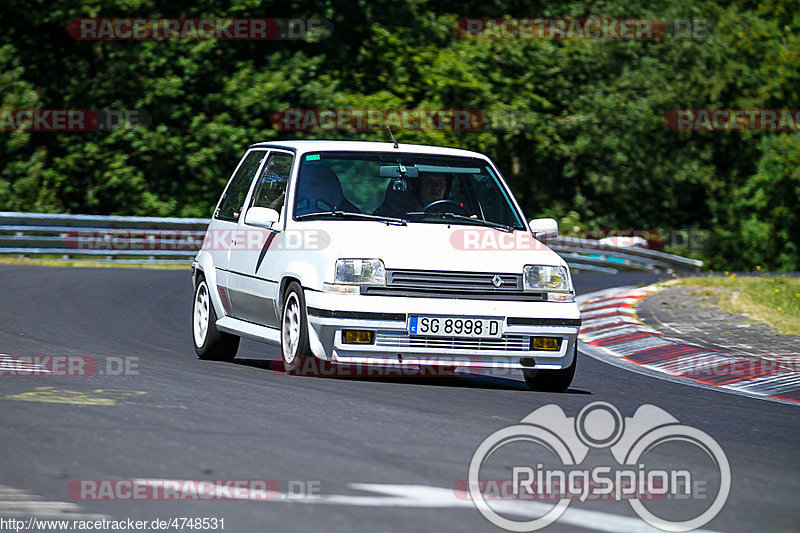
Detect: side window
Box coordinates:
(251, 152, 293, 214)
(215, 150, 266, 221)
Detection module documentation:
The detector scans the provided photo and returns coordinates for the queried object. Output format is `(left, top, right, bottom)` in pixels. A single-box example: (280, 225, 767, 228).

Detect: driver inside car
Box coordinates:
(416, 172, 448, 209)
(374, 171, 453, 218)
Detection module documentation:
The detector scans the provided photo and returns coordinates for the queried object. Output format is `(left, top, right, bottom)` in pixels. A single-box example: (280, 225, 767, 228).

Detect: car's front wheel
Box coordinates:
(193, 276, 239, 361)
(281, 282, 311, 374)
(523, 343, 577, 392)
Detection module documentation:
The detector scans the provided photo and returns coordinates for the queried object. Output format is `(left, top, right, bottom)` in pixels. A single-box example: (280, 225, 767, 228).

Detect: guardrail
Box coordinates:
(0, 211, 207, 264)
(545, 235, 704, 273)
(0, 211, 703, 272)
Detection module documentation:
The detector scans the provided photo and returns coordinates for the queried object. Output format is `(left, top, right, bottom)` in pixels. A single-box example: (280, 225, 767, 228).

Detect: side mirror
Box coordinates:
(245, 207, 280, 229)
(529, 218, 559, 239)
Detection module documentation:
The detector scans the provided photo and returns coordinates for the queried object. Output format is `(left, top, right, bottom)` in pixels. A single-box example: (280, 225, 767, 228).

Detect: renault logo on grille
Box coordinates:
(492, 275, 503, 288)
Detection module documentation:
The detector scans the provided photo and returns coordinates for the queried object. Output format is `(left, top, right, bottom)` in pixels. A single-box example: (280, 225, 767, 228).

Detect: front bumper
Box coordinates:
(304, 290, 581, 370)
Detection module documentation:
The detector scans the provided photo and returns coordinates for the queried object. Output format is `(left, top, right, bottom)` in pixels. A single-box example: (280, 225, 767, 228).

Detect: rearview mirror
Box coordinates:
(245, 207, 280, 229)
(379, 165, 419, 178)
(529, 218, 559, 239)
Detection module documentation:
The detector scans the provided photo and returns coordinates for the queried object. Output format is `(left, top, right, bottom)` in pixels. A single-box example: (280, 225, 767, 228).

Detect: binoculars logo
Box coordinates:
(468, 402, 730, 532)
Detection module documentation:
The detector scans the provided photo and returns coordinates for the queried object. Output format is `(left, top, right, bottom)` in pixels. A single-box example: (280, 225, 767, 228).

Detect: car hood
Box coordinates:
(300, 220, 567, 273)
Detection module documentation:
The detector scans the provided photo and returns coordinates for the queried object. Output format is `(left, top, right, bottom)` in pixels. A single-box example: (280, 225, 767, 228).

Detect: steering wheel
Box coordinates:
(421, 199, 466, 213)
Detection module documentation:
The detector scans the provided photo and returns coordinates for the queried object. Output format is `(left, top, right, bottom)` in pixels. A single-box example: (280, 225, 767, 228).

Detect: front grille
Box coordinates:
(361, 269, 545, 300)
(374, 332, 530, 352)
(391, 269, 521, 291)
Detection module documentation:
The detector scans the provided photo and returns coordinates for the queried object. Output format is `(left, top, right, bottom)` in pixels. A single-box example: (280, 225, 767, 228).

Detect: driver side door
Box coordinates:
(226, 150, 294, 327)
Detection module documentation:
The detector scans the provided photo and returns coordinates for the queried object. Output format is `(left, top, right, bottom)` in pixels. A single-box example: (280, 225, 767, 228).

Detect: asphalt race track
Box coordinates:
(0, 265, 798, 532)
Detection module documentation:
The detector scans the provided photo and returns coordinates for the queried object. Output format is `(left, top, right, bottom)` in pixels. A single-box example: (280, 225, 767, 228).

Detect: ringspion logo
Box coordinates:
(468, 402, 730, 531)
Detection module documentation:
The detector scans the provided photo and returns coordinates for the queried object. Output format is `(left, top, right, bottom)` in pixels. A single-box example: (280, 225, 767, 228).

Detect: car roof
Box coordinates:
(247, 140, 489, 159)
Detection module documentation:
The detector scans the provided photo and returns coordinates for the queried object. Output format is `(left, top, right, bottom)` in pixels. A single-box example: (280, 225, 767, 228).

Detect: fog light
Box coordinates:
(531, 337, 560, 351)
(343, 330, 374, 344)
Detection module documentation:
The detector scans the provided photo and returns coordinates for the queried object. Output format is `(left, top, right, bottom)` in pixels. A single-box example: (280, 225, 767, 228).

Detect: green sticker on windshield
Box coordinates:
(305, 154, 320, 161)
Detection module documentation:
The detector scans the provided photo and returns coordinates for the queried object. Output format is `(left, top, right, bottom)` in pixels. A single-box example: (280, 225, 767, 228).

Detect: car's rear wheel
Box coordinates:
(281, 282, 311, 374)
(193, 276, 239, 361)
(523, 343, 577, 392)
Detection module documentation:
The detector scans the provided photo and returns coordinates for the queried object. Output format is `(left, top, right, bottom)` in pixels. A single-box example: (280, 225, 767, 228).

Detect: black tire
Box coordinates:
(192, 275, 239, 361)
(281, 282, 312, 374)
(523, 343, 577, 392)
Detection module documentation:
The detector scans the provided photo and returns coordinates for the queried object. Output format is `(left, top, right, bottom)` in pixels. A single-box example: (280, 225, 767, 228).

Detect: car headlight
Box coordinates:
(523, 265, 573, 301)
(333, 259, 386, 286)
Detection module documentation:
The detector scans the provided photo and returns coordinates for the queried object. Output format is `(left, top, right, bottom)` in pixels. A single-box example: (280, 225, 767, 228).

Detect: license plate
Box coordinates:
(408, 316, 502, 339)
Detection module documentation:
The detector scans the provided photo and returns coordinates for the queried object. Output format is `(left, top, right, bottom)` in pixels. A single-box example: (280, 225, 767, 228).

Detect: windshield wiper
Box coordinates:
(296, 210, 407, 226)
(405, 211, 515, 232)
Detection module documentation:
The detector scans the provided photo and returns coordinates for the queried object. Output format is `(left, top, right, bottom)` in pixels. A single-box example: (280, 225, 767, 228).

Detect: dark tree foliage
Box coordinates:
(1, 0, 797, 269)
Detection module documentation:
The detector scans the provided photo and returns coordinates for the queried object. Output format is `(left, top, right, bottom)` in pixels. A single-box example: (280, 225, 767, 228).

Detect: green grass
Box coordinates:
(0, 256, 190, 270)
(676, 274, 800, 334)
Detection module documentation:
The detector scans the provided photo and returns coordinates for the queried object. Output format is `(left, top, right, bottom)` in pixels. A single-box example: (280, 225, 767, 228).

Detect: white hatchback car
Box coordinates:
(191, 140, 581, 390)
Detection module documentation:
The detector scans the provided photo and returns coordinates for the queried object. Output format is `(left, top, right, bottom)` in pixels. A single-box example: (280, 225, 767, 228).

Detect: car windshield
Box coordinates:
(292, 151, 525, 229)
